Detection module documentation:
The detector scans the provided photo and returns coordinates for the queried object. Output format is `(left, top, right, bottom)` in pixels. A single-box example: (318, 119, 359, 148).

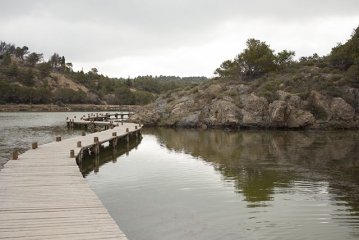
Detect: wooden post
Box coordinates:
(135, 126, 138, 130)
(91, 138, 100, 155)
(109, 138, 117, 147)
(77, 141, 82, 147)
(126, 128, 129, 132)
(82, 131, 86, 136)
(56, 137, 61, 142)
(94, 155, 99, 173)
(77, 149, 83, 166)
(32, 142, 38, 149)
(121, 121, 123, 125)
(12, 151, 18, 160)
(70, 150, 75, 158)
(112, 132, 117, 136)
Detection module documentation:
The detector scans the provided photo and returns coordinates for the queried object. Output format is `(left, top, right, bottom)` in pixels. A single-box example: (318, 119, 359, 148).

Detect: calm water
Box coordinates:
(1, 113, 359, 239)
(0, 111, 122, 169)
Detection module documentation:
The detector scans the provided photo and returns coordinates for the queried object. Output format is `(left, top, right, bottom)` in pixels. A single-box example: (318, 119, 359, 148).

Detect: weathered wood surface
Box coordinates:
(0, 123, 141, 239)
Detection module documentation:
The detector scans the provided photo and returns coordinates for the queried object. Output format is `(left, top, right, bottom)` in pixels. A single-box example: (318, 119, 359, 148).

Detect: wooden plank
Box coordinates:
(0, 122, 142, 239)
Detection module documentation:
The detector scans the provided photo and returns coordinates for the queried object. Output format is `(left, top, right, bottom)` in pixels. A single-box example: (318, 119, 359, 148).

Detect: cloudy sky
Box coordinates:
(1, 0, 359, 78)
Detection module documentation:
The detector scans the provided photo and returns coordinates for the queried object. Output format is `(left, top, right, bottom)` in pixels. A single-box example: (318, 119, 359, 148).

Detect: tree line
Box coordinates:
(214, 25, 359, 86)
(0, 41, 207, 105)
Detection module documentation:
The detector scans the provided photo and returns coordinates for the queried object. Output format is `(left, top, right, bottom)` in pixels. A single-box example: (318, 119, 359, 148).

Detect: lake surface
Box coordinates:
(1, 112, 359, 239)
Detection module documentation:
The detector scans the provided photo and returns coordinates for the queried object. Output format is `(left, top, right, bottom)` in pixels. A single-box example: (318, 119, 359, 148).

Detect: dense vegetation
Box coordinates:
(212, 25, 359, 112)
(0, 42, 207, 105)
(214, 26, 359, 83)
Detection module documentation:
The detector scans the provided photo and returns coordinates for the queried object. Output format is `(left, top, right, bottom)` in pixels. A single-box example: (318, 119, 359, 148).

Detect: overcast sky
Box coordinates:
(1, 0, 359, 78)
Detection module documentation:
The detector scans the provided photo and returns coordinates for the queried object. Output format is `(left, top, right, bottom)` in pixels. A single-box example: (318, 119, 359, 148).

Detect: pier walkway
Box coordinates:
(66, 112, 134, 130)
(0, 122, 142, 239)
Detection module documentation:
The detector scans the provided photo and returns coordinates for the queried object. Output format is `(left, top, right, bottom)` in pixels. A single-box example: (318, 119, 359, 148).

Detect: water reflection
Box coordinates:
(82, 128, 359, 240)
(145, 128, 359, 208)
(80, 136, 142, 177)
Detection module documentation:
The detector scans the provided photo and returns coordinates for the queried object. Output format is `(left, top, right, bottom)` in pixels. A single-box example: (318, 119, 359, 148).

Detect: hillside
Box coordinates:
(130, 26, 359, 129)
(0, 45, 207, 106)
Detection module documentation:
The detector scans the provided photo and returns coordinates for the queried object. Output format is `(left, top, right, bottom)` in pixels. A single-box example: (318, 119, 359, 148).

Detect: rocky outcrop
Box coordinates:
(241, 93, 269, 127)
(204, 84, 223, 98)
(287, 108, 315, 128)
(268, 99, 315, 128)
(330, 97, 355, 122)
(269, 100, 289, 127)
(208, 99, 241, 127)
(176, 112, 200, 128)
(154, 97, 167, 114)
(130, 84, 359, 129)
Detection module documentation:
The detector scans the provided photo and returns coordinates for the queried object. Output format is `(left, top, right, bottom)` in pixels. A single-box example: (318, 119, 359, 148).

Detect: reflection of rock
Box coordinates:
(146, 128, 359, 208)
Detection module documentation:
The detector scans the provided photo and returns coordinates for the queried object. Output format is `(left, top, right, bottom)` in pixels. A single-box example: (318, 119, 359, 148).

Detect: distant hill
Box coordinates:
(0, 43, 207, 106)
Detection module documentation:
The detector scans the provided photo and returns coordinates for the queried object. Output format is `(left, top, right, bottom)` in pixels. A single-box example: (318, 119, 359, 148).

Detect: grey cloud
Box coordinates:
(1, 0, 358, 76)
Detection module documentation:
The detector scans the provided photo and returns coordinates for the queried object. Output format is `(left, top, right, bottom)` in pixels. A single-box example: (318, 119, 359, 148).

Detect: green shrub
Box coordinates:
(317, 62, 328, 68)
(226, 90, 238, 97)
(331, 69, 340, 74)
(297, 91, 310, 100)
(56, 100, 65, 107)
(235, 101, 244, 108)
(308, 104, 328, 120)
(257, 90, 276, 103)
(264, 80, 280, 91)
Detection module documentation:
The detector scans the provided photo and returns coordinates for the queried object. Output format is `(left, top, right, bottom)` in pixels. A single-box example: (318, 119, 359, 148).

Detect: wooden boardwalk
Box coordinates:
(0, 122, 142, 239)
(66, 112, 134, 129)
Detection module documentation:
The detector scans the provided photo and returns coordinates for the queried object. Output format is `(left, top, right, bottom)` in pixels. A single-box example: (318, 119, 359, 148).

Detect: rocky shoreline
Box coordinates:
(2, 84, 359, 130)
(129, 84, 359, 130)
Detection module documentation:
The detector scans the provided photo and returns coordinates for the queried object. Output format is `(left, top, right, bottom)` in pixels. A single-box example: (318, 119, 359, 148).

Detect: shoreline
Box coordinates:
(1, 104, 359, 130)
(0, 104, 141, 112)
